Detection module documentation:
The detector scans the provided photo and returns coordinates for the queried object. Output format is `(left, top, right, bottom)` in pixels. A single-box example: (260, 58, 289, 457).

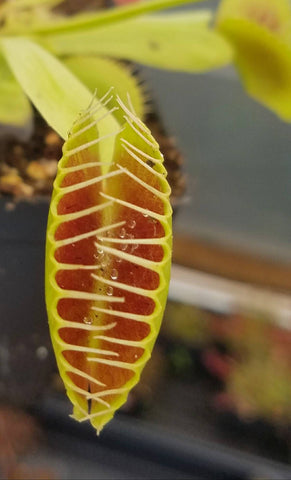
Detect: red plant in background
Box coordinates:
(202, 313, 291, 424)
(0, 406, 55, 480)
(202, 348, 233, 381)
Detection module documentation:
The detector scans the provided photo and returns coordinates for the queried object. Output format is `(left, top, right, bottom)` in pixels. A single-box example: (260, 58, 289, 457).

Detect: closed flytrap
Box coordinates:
(45, 90, 172, 434)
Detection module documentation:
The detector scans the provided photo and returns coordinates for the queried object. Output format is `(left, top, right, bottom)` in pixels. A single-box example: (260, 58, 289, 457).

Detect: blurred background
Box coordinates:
(0, 0, 291, 479)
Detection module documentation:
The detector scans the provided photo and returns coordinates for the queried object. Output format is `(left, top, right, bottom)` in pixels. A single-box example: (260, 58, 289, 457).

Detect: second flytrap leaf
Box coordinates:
(45, 92, 172, 433)
(216, 0, 291, 120)
(63, 56, 147, 123)
(42, 12, 233, 72)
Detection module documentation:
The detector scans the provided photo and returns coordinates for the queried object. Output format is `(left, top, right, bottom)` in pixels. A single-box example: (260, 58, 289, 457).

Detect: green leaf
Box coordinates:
(63, 56, 147, 122)
(0, 53, 32, 126)
(0, 38, 119, 145)
(42, 12, 233, 72)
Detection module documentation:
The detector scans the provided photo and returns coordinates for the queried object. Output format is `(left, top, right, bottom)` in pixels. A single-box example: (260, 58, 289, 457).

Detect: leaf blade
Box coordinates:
(0, 53, 32, 126)
(1, 37, 119, 148)
(42, 12, 233, 72)
(1, 37, 91, 138)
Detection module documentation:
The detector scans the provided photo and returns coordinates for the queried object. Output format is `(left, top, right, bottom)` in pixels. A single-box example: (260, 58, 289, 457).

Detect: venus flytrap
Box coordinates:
(0, 0, 290, 434)
(45, 92, 172, 433)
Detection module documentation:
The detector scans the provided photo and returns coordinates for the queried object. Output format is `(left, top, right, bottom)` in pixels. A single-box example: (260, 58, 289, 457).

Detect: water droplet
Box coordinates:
(121, 243, 128, 251)
(143, 213, 149, 218)
(97, 246, 103, 254)
(116, 257, 122, 263)
(119, 228, 126, 239)
(83, 316, 93, 325)
(36, 346, 48, 361)
(128, 219, 136, 229)
(111, 269, 118, 280)
(107, 286, 114, 296)
(93, 253, 99, 260)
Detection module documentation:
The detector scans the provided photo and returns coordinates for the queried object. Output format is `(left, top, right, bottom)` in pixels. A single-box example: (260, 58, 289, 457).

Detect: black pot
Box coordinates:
(0, 197, 55, 407)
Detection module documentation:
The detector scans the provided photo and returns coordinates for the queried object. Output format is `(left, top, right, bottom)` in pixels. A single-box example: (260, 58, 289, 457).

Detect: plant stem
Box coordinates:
(22, 0, 208, 35)
(7, 0, 64, 9)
